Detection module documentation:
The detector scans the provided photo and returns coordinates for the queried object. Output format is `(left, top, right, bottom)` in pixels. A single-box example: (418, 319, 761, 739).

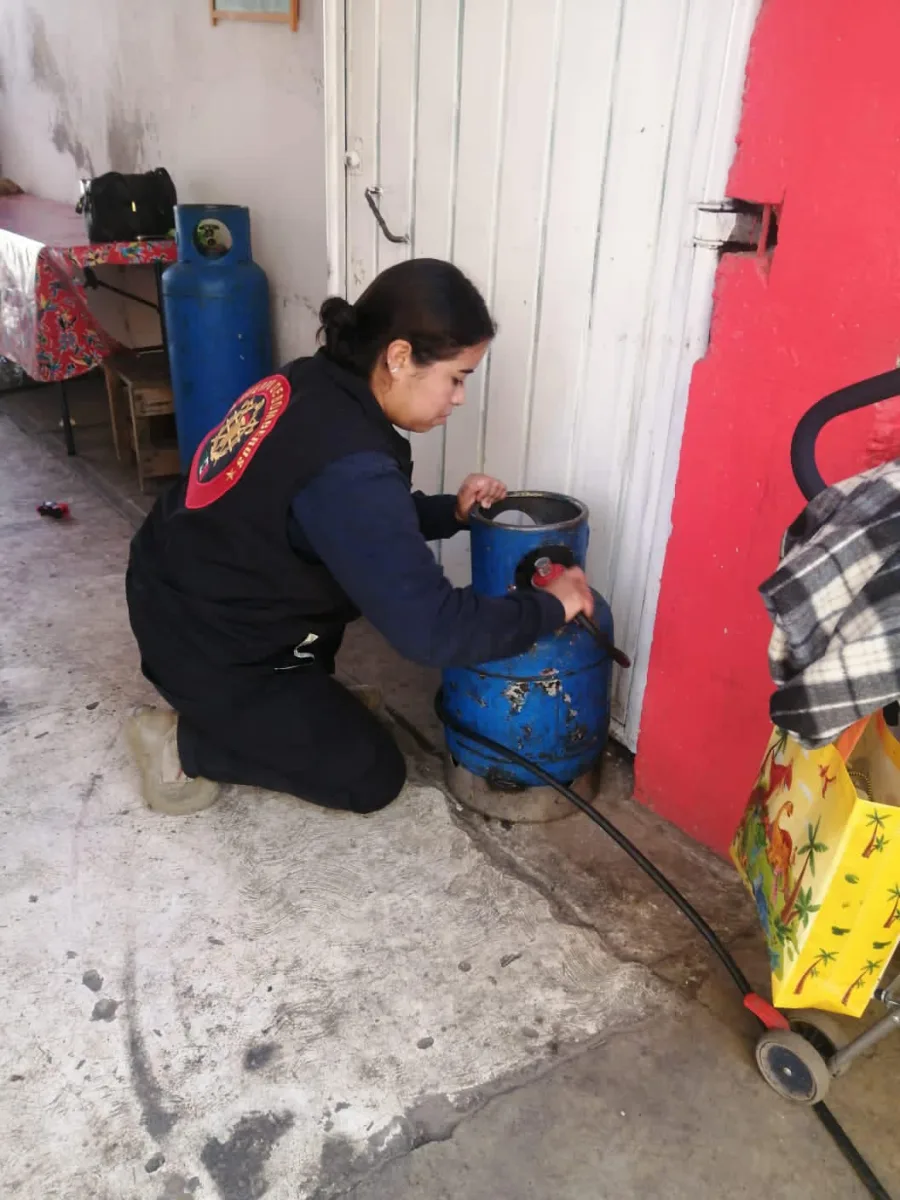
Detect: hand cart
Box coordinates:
(755, 364, 900, 1106)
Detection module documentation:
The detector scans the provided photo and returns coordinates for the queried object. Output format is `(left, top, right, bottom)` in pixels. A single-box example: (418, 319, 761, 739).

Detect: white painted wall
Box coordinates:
(0, 0, 327, 357)
(340, 0, 760, 745)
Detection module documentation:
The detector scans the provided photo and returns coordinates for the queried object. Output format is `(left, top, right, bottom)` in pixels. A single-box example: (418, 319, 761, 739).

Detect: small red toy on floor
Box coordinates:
(36, 501, 70, 519)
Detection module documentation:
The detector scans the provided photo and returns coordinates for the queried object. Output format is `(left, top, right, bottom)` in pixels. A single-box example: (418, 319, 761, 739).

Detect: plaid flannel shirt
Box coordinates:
(760, 459, 900, 748)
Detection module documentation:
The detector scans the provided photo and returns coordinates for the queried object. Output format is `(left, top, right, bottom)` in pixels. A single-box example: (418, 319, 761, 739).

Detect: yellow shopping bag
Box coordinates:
(731, 713, 900, 1017)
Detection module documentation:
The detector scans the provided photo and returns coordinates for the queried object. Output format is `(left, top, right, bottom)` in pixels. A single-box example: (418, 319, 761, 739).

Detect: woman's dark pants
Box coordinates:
(127, 582, 407, 814)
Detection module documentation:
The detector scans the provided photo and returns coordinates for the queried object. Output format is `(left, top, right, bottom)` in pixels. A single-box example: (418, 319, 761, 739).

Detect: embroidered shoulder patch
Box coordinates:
(185, 375, 290, 510)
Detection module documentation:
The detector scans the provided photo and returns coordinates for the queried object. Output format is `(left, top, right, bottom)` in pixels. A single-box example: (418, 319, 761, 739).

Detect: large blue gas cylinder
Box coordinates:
(162, 204, 273, 469)
(441, 492, 613, 789)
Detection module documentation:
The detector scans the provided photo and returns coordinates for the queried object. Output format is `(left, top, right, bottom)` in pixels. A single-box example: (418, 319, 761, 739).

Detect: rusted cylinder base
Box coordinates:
(445, 756, 587, 824)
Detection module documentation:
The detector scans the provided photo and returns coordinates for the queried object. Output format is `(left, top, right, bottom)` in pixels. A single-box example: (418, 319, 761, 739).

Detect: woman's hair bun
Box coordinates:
(318, 296, 357, 347)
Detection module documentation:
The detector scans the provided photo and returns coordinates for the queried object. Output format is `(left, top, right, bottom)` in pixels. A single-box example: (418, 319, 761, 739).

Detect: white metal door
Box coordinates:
(331, 0, 760, 747)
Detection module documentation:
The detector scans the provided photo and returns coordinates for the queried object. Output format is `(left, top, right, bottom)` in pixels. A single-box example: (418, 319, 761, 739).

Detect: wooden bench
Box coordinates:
(102, 351, 180, 492)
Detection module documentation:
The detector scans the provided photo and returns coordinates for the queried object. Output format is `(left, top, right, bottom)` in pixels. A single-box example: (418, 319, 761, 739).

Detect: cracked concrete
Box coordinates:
(304, 1012, 675, 1200)
(331, 1001, 897, 1200)
(2, 382, 899, 1200)
(0, 402, 669, 1196)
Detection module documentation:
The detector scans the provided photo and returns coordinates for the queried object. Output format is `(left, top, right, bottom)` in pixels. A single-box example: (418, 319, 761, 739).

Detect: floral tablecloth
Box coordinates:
(0, 194, 176, 382)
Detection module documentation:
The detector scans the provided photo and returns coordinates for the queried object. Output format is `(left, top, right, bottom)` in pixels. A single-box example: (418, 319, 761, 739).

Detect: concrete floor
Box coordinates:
(1, 380, 899, 1200)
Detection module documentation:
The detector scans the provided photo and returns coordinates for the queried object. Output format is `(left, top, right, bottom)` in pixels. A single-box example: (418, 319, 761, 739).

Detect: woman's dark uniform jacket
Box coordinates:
(126, 350, 564, 811)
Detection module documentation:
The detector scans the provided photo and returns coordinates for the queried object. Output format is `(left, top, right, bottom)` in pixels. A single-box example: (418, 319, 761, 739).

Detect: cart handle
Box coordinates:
(791, 367, 900, 501)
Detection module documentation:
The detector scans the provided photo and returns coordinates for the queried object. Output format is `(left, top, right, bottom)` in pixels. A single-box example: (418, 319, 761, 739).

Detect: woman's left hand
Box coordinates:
(455, 474, 508, 523)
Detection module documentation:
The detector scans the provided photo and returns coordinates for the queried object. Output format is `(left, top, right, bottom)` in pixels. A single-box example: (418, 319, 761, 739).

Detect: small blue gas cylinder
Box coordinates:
(441, 492, 613, 789)
(162, 204, 273, 468)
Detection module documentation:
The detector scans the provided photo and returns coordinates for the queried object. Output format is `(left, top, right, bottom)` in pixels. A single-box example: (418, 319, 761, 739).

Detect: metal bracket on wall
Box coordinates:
(693, 200, 777, 254)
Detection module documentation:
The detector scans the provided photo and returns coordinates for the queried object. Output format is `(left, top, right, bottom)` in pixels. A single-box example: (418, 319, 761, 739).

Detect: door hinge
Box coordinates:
(693, 201, 766, 251)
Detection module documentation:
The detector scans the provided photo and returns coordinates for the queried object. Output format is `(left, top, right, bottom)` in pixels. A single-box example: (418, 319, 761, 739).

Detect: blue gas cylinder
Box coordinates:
(441, 492, 613, 789)
(162, 204, 273, 469)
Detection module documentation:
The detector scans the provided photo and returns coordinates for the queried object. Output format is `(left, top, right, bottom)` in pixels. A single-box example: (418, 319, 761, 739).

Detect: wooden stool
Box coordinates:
(103, 351, 180, 492)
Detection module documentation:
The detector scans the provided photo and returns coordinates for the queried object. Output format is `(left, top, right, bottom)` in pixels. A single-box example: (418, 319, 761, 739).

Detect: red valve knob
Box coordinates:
(532, 556, 565, 588)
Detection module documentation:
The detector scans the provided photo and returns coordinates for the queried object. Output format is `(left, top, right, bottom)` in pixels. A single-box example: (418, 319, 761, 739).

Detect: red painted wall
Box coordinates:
(636, 0, 900, 854)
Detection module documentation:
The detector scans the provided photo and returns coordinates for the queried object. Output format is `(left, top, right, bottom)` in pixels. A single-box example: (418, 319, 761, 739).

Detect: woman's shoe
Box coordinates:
(125, 707, 220, 815)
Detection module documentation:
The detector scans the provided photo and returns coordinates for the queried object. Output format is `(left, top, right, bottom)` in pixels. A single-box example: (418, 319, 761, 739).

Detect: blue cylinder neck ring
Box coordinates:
(471, 490, 588, 531)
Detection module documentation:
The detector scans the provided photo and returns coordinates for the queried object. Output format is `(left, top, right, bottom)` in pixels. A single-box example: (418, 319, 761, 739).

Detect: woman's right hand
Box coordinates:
(543, 567, 595, 623)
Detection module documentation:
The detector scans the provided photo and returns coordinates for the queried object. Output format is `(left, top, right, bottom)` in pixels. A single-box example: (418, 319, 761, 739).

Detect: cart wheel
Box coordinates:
(789, 1009, 847, 1059)
(755, 1029, 831, 1104)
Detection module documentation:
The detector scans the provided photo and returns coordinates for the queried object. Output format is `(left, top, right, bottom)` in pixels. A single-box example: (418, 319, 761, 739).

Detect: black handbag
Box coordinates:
(76, 168, 177, 243)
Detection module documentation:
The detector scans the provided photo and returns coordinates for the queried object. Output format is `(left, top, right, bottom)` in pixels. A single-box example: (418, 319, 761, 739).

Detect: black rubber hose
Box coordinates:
(814, 1102, 893, 1200)
(436, 693, 752, 996)
(791, 367, 900, 501)
(435, 692, 894, 1200)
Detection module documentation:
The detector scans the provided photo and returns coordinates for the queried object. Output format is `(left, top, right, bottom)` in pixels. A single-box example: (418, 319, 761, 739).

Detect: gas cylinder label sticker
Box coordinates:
(185, 374, 290, 509)
(193, 218, 233, 258)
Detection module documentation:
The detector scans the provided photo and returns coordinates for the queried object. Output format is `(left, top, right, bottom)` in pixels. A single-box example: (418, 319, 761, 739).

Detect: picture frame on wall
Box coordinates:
(210, 0, 299, 31)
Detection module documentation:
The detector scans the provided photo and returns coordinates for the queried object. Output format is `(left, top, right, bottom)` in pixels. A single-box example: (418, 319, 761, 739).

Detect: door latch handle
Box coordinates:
(364, 187, 409, 245)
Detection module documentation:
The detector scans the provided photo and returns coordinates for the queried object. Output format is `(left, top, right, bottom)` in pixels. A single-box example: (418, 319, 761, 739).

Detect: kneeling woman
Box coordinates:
(125, 258, 593, 815)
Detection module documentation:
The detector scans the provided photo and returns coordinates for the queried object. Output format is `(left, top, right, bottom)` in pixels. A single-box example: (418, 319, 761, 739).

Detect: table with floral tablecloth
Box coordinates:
(0, 193, 176, 383)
